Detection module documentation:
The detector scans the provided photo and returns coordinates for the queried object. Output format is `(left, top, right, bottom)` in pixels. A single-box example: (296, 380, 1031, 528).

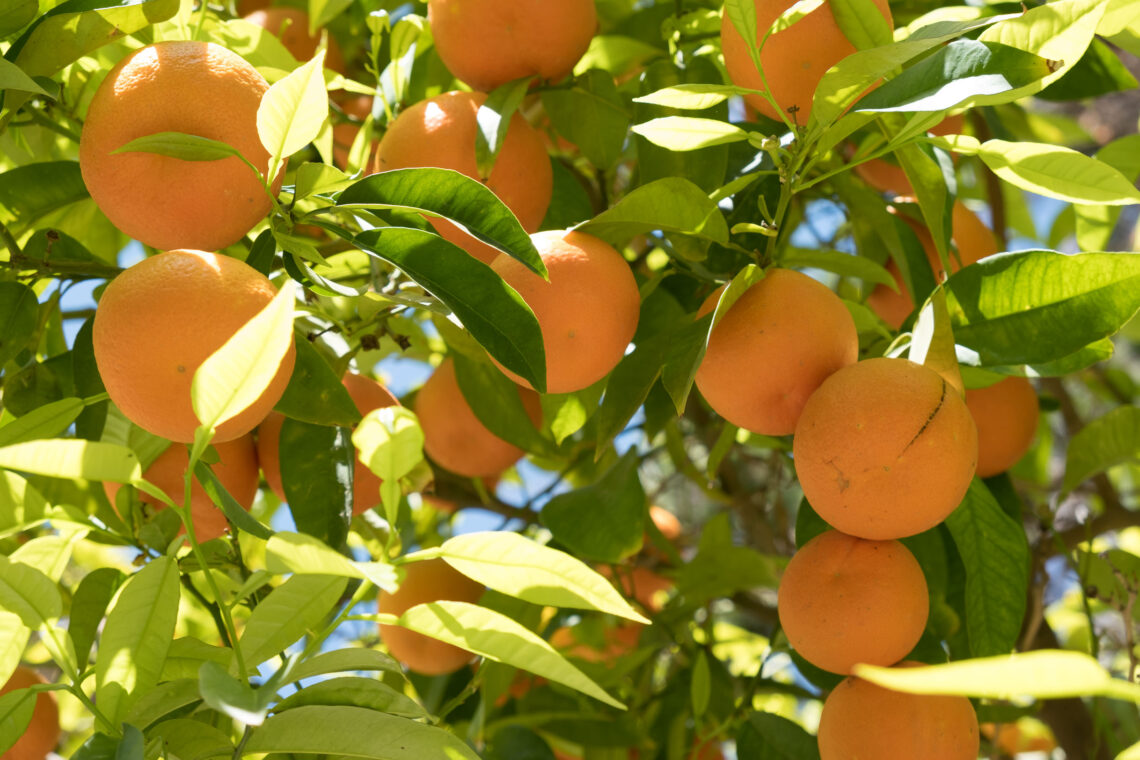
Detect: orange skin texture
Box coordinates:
(720, 0, 893, 123)
(93, 250, 296, 443)
(427, 0, 597, 92)
(696, 269, 858, 436)
(793, 358, 978, 540)
(819, 663, 980, 760)
(243, 8, 344, 72)
(414, 358, 543, 478)
(376, 91, 552, 265)
(256, 373, 400, 514)
(867, 202, 999, 329)
(1, 666, 60, 760)
(491, 230, 641, 394)
(965, 377, 1039, 478)
(377, 558, 484, 675)
(778, 530, 928, 675)
(80, 41, 277, 252)
(855, 114, 967, 195)
(105, 435, 259, 541)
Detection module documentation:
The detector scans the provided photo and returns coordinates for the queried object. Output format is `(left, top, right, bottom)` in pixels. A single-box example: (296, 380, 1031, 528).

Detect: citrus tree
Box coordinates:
(1, 0, 1139, 758)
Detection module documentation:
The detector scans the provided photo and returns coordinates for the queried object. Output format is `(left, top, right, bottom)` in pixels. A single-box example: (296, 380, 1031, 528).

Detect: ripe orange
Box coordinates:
(720, 0, 893, 123)
(854, 114, 967, 196)
(256, 372, 400, 514)
(981, 720, 1057, 755)
(867, 202, 999, 329)
(777, 530, 928, 674)
(414, 358, 542, 478)
(378, 558, 484, 675)
(93, 249, 296, 443)
(80, 41, 278, 252)
(490, 230, 640, 394)
(427, 0, 597, 92)
(375, 90, 552, 265)
(649, 505, 681, 542)
(105, 435, 259, 541)
(695, 269, 858, 436)
(818, 663, 980, 760)
(244, 8, 344, 71)
(549, 624, 641, 664)
(600, 565, 673, 613)
(793, 358, 978, 540)
(965, 377, 1039, 478)
(0, 666, 60, 760)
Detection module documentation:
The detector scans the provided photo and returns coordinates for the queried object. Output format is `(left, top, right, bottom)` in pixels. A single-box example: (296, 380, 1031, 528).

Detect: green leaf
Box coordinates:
(0, 611, 27, 686)
(0, 282, 38, 369)
(691, 650, 711, 718)
(257, 50, 329, 179)
(979, 140, 1140, 206)
(0, 556, 61, 631)
(476, 77, 533, 179)
(193, 461, 274, 540)
(265, 532, 398, 591)
(96, 557, 180, 724)
(397, 601, 622, 709)
(579, 177, 729, 246)
(854, 650, 1140, 702)
(284, 649, 401, 683)
(675, 513, 785, 602)
(244, 705, 480, 759)
(273, 338, 360, 427)
(944, 480, 1029, 657)
(909, 288, 963, 395)
(0, 687, 35, 757)
(352, 407, 424, 482)
(1064, 406, 1140, 492)
(0, 162, 88, 235)
(779, 248, 895, 288)
(125, 680, 201, 731)
(149, 718, 233, 760)
(633, 84, 741, 110)
(0, 397, 85, 448)
(944, 251, 1140, 367)
(353, 227, 547, 392)
(631, 117, 748, 151)
(159, 638, 234, 683)
(279, 418, 354, 547)
(0, 58, 45, 95)
(274, 676, 427, 719)
(110, 132, 242, 162)
(0, 0, 36, 39)
(427, 532, 648, 623)
(239, 574, 347, 667)
(540, 450, 646, 563)
(198, 661, 271, 726)
(1075, 135, 1140, 251)
(452, 352, 550, 455)
(736, 712, 820, 760)
(191, 280, 295, 434)
(542, 70, 629, 170)
(830, 0, 893, 50)
(337, 168, 546, 276)
(0, 439, 142, 484)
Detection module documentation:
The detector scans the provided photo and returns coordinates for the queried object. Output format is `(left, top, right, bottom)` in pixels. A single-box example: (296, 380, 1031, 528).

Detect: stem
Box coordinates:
(69, 683, 119, 736)
(0, 221, 22, 260)
(299, 578, 375, 662)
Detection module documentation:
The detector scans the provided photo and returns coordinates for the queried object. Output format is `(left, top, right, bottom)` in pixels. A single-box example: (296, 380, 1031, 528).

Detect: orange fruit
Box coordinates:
(0, 666, 60, 760)
(244, 8, 344, 71)
(80, 41, 278, 252)
(414, 358, 542, 478)
(93, 250, 296, 443)
(256, 372, 400, 514)
(602, 566, 673, 613)
(777, 530, 928, 674)
(375, 90, 552, 265)
(965, 377, 1039, 478)
(793, 358, 978, 540)
(427, 0, 597, 92)
(649, 505, 681, 542)
(549, 624, 641, 664)
(818, 663, 980, 760)
(105, 435, 259, 542)
(981, 720, 1057, 755)
(490, 230, 640, 394)
(720, 0, 893, 123)
(854, 114, 967, 196)
(695, 269, 858, 436)
(377, 558, 484, 675)
(332, 96, 379, 173)
(867, 202, 999, 329)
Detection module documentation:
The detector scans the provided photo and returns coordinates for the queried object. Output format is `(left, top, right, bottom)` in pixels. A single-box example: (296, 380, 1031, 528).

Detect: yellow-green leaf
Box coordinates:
(979, 140, 1140, 206)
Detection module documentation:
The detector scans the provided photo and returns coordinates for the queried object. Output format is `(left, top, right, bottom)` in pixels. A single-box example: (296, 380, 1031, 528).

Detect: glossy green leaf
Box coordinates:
(1064, 406, 1140, 492)
(0, 398, 85, 448)
(633, 84, 740, 110)
(239, 574, 347, 667)
(542, 70, 629, 170)
(280, 418, 354, 548)
(0, 282, 38, 369)
(476, 77, 532, 178)
(96, 557, 180, 724)
(283, 649, 401, 683)
(397, 601, 622, 708)
(111, 132, 242, 162)
(274, 676, 426, 718)
(541, 450, 646, 563)
(0, 58, 44, 95)
(258, 50, 329, 178)
(265, 532, 398, 591)
(193, 461, 274, 540)
(68, 568, 123, 672)
(979, 140, 1140, 205)
(0, 439, 142, 484)
(198, 661, 271, 726)
(580, 177, 729, 245)
(452, 352, 550, 455)
(273, 336, 360, 428)
(631, 117, 748, 151)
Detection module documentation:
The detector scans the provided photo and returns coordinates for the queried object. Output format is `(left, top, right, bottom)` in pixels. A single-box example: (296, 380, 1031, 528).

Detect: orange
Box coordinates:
(720, 0, 893, 123)
(105, 435, 259, 542)
(375, 90, 552, 265)
(414, 358, 542, 478)
(80, 41, 278, 252)
(695, 269, 858, 436)
(793, 358, 978, 540)
(818, 663, 980, 760)
(427, 0, 597, 92)
(93, 250, 296, 443)
(854, 114, 967, 195)
(649, 505, 681, 542)
(256, 372, 400, 514)
(0, 666, 60, 760)
(549, 624, 641, 664)
(965, 377, 1039, 478)
(490, 230, 640, 394)
(332, 96, 380, 173)
(867, 202, 999, 329)
(600, 565, 673, 613)
(777, 530, 928, 674)
(378, 558, 484, 675)
(981, 720, 1057, 755)
(244, 8, 344, 71)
